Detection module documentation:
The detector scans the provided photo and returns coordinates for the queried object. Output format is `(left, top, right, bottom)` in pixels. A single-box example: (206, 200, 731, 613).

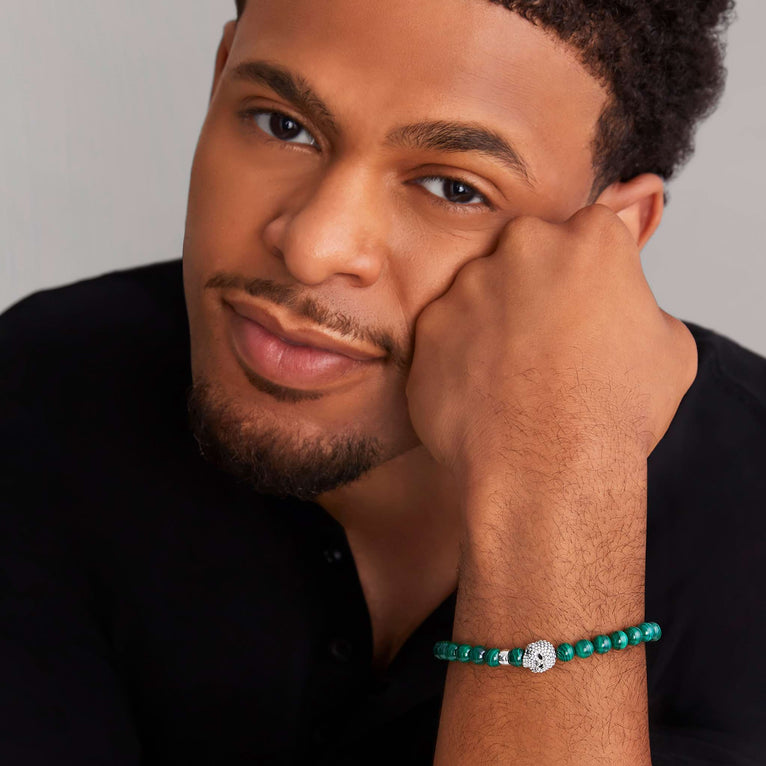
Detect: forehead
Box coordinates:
(231, 0, 607, 199)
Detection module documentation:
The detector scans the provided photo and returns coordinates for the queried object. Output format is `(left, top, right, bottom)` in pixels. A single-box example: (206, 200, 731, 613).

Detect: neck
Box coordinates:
(317, 446, 463, 670)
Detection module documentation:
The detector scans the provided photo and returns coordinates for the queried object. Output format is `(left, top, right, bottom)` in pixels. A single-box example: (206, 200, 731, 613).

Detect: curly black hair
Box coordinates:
(233, 0, 736, 195)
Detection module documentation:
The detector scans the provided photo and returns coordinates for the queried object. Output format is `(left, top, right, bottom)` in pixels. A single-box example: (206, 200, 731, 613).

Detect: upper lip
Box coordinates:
(223, 296, 386, 362)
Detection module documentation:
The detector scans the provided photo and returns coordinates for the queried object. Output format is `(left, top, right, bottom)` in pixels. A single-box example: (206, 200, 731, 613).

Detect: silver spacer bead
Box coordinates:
(522, 639, 557, 673)
(497, 650, 510, 666)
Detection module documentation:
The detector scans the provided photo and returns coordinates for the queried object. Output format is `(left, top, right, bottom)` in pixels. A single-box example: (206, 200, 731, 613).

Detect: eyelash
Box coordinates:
(413, 176, 491, 214)
(238, 108, 493, 214)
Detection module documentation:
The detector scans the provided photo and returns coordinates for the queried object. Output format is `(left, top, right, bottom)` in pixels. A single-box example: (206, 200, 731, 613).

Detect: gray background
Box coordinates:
(1, 1, 763, 356)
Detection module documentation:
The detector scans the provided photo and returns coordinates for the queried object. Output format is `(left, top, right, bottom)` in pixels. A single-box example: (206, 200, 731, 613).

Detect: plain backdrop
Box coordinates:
(1, 1, 764, 356)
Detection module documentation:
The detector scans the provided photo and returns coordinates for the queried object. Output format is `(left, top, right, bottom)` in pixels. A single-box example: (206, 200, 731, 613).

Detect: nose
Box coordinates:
(262, 163, 391, 287)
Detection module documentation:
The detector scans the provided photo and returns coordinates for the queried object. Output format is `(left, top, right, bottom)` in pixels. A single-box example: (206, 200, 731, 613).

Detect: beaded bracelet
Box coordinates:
(434, 621, 661, 674)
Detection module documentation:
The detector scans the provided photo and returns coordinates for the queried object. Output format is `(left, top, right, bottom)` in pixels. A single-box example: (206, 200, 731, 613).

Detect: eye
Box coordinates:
(244, 109, 318, 147)
(415, 175, 490, 210)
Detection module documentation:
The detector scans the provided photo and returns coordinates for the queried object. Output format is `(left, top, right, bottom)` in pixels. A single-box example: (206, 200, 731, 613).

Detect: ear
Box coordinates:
(210, 20, 239, 104)
(594, 173, 665, 250)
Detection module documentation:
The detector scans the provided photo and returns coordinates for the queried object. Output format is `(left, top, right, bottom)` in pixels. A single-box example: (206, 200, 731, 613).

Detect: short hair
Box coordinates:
(233, 0, 735, 195)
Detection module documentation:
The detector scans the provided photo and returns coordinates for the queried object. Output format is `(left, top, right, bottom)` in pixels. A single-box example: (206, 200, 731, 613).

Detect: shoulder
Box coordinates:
(684, 320, 766, 422)
(650, 318, 766, 525)
(656, 319, 766, 490)
(1, 259, 188, 405)
(0, 259, 191, 501)
(655, 320, 766, 472)
(647, 321, 766, 765)
(1, 259, 187, 380)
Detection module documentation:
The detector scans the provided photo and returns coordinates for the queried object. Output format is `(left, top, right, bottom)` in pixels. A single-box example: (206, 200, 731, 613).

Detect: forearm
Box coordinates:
(434, 450, 651, 765)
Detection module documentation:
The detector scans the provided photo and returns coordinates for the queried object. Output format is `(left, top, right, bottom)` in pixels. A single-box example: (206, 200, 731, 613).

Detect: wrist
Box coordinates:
(453, 523, 648, 652)
(457, 429, 647, 527)
(454, 394, 650, 490)
(454, 453, 649, 644)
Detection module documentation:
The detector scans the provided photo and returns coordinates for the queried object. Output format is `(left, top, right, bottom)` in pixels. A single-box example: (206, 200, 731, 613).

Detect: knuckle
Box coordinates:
(499, 214, 546, 249)
(413, 296, 445, 338)
(569, 204, 632, 247)
(495, 215, 561, 271)
(454, 256, 487, 294)
(574, 203, 615, 227)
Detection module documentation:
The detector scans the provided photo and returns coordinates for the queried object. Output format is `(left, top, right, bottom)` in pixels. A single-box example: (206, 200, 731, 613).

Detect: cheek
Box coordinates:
(185, 115, 301, 264)
(386, 209, 508, 322)
(186, 134, 257, 252)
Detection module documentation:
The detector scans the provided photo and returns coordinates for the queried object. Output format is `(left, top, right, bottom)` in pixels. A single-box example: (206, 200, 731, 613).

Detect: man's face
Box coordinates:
(182, 0, 607, 497)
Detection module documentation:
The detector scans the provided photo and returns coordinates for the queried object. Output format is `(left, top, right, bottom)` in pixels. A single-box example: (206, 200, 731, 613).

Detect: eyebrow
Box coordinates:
(229, 59, 534, 185)
(231, 59, 340, 136)
(384, 121, 533, 185)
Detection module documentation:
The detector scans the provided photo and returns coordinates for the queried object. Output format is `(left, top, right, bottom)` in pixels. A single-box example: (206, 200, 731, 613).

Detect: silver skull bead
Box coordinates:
(522, 639, 557, 673)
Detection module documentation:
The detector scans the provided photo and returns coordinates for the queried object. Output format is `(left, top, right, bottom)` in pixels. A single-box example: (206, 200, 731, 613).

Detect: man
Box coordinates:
(2, 0, 764, 763)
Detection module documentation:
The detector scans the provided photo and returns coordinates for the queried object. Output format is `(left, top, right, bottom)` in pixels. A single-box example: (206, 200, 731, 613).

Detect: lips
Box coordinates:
(223, 297, 385, 391)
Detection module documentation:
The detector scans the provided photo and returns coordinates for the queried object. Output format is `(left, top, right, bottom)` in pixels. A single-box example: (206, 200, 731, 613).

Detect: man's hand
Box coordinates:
(405, 205, 697, 764)
(406, 204, 697, 493)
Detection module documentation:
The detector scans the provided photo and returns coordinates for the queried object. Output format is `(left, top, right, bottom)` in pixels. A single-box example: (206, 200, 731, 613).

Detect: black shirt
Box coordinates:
(1, 259, 765, 765)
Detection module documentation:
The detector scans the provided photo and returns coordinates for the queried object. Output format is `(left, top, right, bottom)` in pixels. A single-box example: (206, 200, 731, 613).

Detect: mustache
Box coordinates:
(205, 273, 412, 372)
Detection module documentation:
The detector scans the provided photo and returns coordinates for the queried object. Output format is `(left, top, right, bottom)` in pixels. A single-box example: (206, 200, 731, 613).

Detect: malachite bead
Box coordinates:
(433, 621, 660, 665)
(457, 644, 472, 662)
(610, 630, 628, 650)
(575, 639, 594, 658)
(593, 634, 612, 654)
(556, 643, 575, 662)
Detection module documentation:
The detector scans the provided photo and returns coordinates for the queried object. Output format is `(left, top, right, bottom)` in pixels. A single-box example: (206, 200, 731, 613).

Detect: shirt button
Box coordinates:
(329, 637, 354, 662)
(322, 547, 344, 564)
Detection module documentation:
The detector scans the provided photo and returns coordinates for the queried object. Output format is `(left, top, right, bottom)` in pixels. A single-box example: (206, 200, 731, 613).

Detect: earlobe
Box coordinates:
(210, 20, 239, 104)
(595, 174, 665, 250)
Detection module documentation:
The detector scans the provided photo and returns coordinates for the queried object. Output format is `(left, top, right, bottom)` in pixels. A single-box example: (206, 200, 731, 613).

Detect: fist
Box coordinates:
(405, 205, 698, 482)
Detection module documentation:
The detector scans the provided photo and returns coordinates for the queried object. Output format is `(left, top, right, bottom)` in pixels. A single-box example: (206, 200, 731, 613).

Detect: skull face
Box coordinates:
(522, 640, 557, 673)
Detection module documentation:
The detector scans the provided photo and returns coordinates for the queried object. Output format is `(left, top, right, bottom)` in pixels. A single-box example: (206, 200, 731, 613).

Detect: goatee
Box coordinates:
(186, 379, 383, 500)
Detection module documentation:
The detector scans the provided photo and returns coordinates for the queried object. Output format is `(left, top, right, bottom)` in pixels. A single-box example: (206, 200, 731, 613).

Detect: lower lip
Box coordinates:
(225, 304, 375, 390)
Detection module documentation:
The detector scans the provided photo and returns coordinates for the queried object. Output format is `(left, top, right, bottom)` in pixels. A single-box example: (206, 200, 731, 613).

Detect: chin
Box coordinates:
(185, 371, 416, 500)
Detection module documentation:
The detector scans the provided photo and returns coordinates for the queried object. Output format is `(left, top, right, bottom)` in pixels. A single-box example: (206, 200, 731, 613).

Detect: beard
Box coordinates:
(186, 377, 384, 501)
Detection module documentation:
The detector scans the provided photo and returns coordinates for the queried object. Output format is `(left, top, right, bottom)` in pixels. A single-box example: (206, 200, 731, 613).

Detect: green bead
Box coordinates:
(652, 623, 662, 641)
(626, 626, 643, 646)
(593, 634, 612, 654)
(575, 639, 594, 658)
(457, 644, 472, 662)
(640, 622, 656, 642)
(433, 641, 446, 659)
(509, 647, 525, 667)
(556, 643, 575, 662)
(469, 645, 487, 664)
(610, 630, 628, 650)
(485, 648, 501, 667)
(445, 642, 458, 661)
